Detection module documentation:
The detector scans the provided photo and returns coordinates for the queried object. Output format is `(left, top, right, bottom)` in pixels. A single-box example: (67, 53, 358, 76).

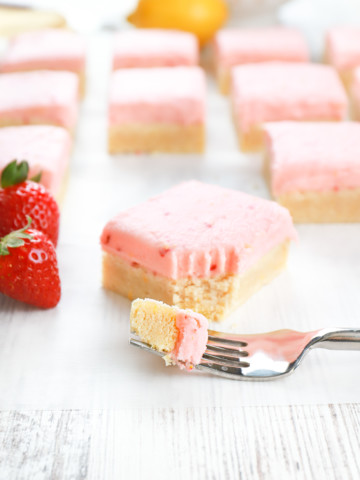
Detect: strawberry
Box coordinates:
(0, 160, 60, 246)
(0, 217, 61, 309)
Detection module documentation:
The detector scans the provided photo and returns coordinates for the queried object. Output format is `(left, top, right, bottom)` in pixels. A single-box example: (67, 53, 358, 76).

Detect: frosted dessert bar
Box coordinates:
(130, 298, 208, 370)
(108, 66, 206, 153)
(214, 28, 309, 94)
(101, 181, 297, 322)
(113, 29, 198, 70)
(325, 27, 360, 89)
(0, 29, 86, 97)
(0, 71, 79, 132)
(231, 62, 347, 152)
(0, 125, 71, 202)
(263, 122, 360, 222)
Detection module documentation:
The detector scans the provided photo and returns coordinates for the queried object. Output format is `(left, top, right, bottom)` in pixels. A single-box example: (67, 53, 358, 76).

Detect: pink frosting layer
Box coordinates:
(109, 67, 206, 126)
(113, 29, 198, 69)
(0, 71, 79, 130)
(231, 62, 347, 133)
(326, 27, 360, 72)
(214, 28, 309, 69)
(171, 308, 208, 369)
(0, 29, 86, 74)
(264, 122, 360, 195)
(101, 181, 297, 280)
(0, 125, 71, 197)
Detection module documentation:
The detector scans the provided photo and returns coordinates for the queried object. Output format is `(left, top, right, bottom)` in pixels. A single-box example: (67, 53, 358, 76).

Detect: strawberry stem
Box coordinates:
(0, 216, 33, 256)
(1, 160, 29, 188)
(30, 171, 42, 183)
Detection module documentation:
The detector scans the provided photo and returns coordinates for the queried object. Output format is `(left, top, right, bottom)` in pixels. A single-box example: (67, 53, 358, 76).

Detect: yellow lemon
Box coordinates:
(127, 0, 228, 47)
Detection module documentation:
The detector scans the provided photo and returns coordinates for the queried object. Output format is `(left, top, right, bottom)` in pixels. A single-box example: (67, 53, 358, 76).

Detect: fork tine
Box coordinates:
(201, 353, 250, 368)
(197, 359, 249, 377)
(206, 344, 249, 358)
(208, 330, 248, 347)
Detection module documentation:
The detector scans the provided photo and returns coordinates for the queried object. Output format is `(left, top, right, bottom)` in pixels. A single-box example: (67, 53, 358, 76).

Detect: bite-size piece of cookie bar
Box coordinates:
(130, 298, 208, 370)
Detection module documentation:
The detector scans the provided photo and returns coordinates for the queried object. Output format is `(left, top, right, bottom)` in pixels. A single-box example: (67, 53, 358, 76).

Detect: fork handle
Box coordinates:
(313, 328, 360, 351)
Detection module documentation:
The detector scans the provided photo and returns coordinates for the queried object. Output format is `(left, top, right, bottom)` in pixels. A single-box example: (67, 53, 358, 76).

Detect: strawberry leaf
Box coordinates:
(0, 217, 33, 256)
(1, 160, 29, 188)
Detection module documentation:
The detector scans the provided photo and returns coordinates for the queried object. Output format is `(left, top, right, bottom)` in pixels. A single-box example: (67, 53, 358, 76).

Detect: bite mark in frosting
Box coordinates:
(101, 181, 297, 279)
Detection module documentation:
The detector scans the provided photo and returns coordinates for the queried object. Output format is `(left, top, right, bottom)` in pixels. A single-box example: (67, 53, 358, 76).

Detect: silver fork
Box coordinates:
(130, 327, 360, 380)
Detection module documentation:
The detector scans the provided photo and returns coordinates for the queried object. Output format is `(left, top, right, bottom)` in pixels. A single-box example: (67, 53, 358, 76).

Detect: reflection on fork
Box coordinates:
(130, 327, 360, 380)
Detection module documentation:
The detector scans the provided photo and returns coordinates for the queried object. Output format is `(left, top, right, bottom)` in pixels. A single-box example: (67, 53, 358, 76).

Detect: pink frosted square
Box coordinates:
(214, 28, 309, 70)
(0, 29, 86, 74)
(101, 181, 296, 280)
(264, 122, 360, 196)
(231, 62, 347, 134)
(113, 29, 198, 70)
(326, 27, 360, 73)
(109, 67, 206, 126)
(0, 71, 79, 130)
(0, 125, 71, 197)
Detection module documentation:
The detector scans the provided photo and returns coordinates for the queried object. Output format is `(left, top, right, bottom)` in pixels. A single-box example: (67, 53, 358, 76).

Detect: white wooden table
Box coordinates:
(1, 9, 360, 478)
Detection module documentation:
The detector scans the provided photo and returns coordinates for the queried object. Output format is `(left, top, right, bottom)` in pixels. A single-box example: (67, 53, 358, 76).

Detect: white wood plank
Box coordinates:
(0, 405, 359, 479)
(0, 411, 91, 480)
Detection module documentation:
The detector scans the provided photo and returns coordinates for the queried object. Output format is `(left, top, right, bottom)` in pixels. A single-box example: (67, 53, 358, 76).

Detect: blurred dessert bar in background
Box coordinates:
(263, 122, 360, 222)
(112, 29, 199, 70)
(231, 62, 347, 151)
(214, 28, 309, 94)
(101, 180, 297, 321)
(0, 29, 87, 97)
(325, 27, 360, 89)
(0, 71, 79, 132)
(0, 6, 66, 36)
(0, 125, 71, 202)
(108, 66, 206, 153)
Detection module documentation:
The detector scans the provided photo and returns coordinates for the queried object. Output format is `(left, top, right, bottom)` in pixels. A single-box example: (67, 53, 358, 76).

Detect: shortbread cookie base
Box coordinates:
(55, 166, 70, 206)
(102, 241, 290, 322)
(108, 124, 205, 154)
(276, 189, 360, 223)
(351, 95, 360, 121)
(236, 119, 342, 153)
(216, 68, 231, 95)
(130, 299, 178, 353)
(236, 126, 265, 152)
